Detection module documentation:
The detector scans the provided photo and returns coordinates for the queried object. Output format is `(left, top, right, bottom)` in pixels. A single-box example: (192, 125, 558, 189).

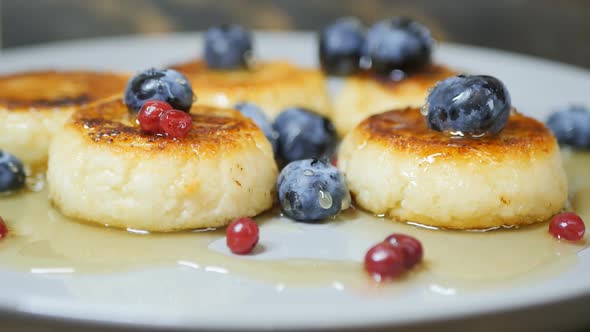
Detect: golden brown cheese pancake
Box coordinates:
(0, 71, 129, 166)
(172, 60, 331, 119)
(338, 108, 567, 229)
(332, 65, 456, 136)
(47, 99, 278, 232)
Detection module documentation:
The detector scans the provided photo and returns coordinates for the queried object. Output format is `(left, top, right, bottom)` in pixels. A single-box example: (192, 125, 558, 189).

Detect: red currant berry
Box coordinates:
(160, 110, 193, 138)
(384, 233, 423, 268)
(331, 157, 338, 167)
(364, 242, 406, 280)
(226, 217, 259, 254)
(137, 101, 172, 133)
(549, 212, 585, 241)
(0, 217, 8, 239)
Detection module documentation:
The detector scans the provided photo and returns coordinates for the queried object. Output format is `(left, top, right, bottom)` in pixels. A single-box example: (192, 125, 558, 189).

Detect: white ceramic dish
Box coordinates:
(1, 32, 590, 332)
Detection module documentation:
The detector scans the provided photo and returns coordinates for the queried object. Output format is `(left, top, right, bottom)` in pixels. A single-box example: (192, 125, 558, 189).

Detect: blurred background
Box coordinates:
(1, 0, 589, 68)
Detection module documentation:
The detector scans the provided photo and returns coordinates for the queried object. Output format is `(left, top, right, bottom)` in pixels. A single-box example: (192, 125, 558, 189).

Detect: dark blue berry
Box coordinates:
(546, 106, 590, 149)
(124, 68, 193, 113)
(205, 24, 253, 70)
(425, 75, 512, 136)
(0, 151, 25, 193)
(274, 108, 337, 163)
(235, 102, 278, 154)
(362, 17, 433, 77)
(277, 159, 350, 222)
(319, 17, 365, 75)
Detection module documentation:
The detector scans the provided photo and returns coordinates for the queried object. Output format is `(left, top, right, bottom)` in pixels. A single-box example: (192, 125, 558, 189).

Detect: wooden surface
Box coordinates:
(1, 0, 589, 68)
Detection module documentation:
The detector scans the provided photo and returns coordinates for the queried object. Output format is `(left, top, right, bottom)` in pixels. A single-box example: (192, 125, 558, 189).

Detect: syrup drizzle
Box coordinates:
(0, 152, 587, 293)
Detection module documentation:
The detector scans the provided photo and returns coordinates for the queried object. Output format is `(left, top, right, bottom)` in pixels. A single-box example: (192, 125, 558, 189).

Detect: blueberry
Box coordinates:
(546, 106, 590, 149)
(0, 151, 25, 193)
(235, 102, 279, 154)
(362, 17, 433, 76)
(274, 108, 337, 163)
(124, 68, 193, 113)
(277, 159, 350, 222)
(205, 24, 253, 70)
(319, 17, 365, 75)
(425, 75, 512, 136)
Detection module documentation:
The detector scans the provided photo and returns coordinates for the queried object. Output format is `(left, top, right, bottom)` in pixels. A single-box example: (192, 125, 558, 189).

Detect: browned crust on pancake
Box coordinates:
(355, 108, 556, 160)
(353, 64, 457, 93)
(0, 71, 129, 110)
(68, 98, 263, 156)
(171, 59, 323, 88)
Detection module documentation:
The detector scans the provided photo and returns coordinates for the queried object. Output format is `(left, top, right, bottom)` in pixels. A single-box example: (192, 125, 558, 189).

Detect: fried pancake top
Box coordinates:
(67, 98, 265, 156)
(353, 65, 457, 92)
(354, 108, 557, 160)
(0, 71, 129, 111)
(171, 60, 322, 88)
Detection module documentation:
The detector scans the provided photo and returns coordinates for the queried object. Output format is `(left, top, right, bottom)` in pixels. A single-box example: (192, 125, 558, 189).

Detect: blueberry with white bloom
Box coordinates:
(425, 74, 512, 136)
(274, 107, 337, 163)
(0, 151, 25, 192)
(362, 17, 433, 76)
(277, 159, 350, 222)
(547, 105, 590, 149)
(124, 68, 193, 113)
(204, 24, 253, 69)
(319, 17, 365, 75)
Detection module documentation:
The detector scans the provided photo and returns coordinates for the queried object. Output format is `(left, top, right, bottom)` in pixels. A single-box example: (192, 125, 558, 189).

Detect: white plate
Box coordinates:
(1, 32, 590, 332)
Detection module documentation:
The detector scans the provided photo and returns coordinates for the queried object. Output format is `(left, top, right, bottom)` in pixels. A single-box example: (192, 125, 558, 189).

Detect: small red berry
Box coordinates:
(331, 157, 338, 167)
(549, 212, 585, 241)
(138, 100, 173, 133)
(0, 217, 8, 239)
(160, 110, 193, 138)
(364, 242, 406, 280)
(384, 233, 423, 268)
(226, 217, 259, 254)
